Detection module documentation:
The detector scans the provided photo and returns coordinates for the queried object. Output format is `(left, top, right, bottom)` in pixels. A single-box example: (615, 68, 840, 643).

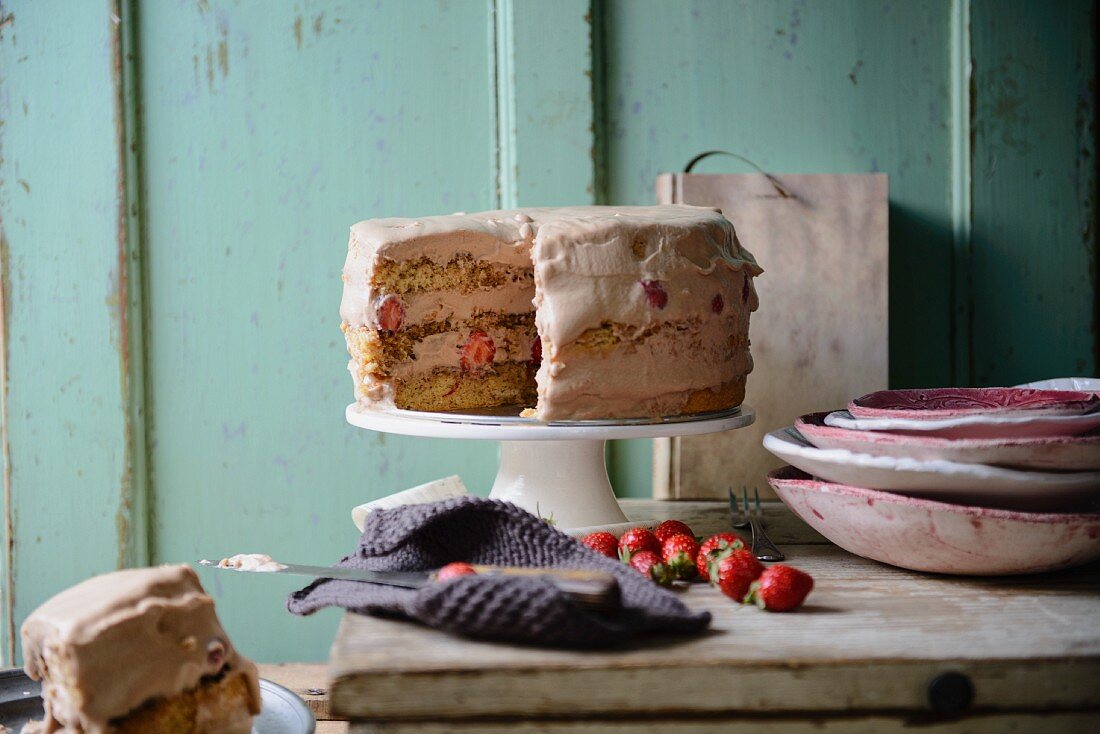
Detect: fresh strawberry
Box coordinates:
(711, 548, 764, 601)
(747, 564, 814, 612)
(711, 293, 724, 314)
(653, 519, 694, 543)
(459, 330, 496, 372)
(435, 562, 477, 581)
(580, 531, 618, 559)
(628, 550, 674, 586)
(617, 527, 661, 561)
(530, 337, 543, 365)
(377, 295, 405, 331)
(661, 533, 701, 580)
(696, 532, 745, 580)
(640, 280, 668, 309)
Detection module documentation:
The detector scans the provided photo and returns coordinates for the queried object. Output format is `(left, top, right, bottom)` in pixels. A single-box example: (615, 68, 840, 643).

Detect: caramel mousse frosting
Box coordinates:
(21, 564, 260, 733)
(340, 204, 761, 420)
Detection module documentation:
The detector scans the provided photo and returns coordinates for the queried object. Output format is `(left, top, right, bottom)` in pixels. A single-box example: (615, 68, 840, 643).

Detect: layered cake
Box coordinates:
(21, 564, 260, 733)
(341, 205, 761, 420)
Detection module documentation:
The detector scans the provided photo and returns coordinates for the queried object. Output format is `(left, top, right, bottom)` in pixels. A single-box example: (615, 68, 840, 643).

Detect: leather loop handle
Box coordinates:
(683, 150, 793, 199)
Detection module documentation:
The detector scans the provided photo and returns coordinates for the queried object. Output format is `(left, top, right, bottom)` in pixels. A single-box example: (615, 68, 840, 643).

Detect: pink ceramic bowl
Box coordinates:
(768, 466, 1100, 575)
(849, 388, 1099, 421)
(795, 412, 1100, 471)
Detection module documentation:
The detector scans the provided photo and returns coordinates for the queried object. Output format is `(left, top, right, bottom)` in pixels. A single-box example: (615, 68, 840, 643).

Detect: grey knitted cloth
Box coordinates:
(287, 497, 710, 648)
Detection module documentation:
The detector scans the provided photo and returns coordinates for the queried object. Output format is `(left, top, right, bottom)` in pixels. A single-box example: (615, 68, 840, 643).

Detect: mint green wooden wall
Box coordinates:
(1, 0, 1095, 663)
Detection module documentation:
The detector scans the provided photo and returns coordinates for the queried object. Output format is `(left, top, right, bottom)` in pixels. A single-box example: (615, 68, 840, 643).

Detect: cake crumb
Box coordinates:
(519, 408, 537, 418)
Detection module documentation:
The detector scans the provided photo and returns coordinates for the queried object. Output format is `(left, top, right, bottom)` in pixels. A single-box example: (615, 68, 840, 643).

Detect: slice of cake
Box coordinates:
(340, 204, 761, 420)
(21, 564, 261, 734)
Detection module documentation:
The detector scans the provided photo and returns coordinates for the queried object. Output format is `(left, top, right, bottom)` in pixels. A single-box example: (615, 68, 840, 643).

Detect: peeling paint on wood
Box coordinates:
(1, 229, 15, 664)
(493, 0, 594, 207)
(110, 0, 133, 573)
(0, 0, 138, 665)
(950, 0, 973, 386)
(138, 0, 504, 664)
(969, 0, 1096, 383)
(599, 0, 957, 495)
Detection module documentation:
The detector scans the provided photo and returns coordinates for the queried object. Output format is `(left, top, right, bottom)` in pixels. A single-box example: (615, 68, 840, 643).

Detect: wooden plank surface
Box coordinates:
(496, 0, 595, 208)
(350, 713, 1100, 734)
(1, 0, 1096, 672)
(260, 663, 346, 733)
(137, 0, 601, 665)
(601, 0, 954, 497)
(256, 662, 1100, 733)
(603, 0, 1099, 496)
(328, 539, 1100, 718)
(258, 663, 337, 722)
(0, 0, 141, 665)
(654, 174, 889, 500)
(967, 0, 1098, 383)
(136, 0, 506, 665)
(598, 0, 955, 390)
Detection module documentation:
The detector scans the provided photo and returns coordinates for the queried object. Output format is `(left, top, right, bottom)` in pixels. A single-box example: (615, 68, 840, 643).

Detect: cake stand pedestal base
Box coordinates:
(345, 402, 754, 531)
(489, 440, 627, 528)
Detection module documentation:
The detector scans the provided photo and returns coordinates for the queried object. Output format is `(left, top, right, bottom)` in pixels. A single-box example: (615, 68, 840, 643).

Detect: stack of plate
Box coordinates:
(763, 379, 1100, 575)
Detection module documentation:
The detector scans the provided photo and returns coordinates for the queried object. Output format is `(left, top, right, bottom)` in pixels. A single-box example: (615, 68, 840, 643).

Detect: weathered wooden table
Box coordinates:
(265, 500, 1100, 733)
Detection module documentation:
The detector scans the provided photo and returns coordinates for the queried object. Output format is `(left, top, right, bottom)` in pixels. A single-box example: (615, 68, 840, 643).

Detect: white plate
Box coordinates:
(762, 427, 1100, 511)
(255, 679, 316, 734)
(823, 377, 1100, 439)
(1017, 377, 1100, 392)
(823, 408, 1100, 440)
(796, 412, 1100, 471)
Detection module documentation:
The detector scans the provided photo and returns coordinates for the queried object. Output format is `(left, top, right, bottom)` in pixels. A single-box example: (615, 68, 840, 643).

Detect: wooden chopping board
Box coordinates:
(654, 173, 889, 499)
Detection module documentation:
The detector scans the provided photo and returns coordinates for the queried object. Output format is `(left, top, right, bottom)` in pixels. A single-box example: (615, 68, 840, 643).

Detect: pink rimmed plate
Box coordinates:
(796, 412, 1100, 471)
(762, 426, 1100, 511)
(849, 387, 1099, 421)
(823, 407, 1100, 440)
(768, 466, 1100, 575)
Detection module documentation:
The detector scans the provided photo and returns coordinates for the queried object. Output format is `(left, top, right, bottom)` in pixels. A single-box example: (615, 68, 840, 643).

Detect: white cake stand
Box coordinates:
(346, 402, 755, 529)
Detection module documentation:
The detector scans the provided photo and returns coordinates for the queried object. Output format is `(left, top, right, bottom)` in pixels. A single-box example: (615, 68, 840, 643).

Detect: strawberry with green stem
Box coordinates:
(746, 564, 814, 612)
(710, 548, 763, 601)
(653, 519, 694, 543)
(661, 533, 701, 580)
(617, 527, 661, 562)
(628, 550, 674, 586)
(580, 531, 618, 559)
(696, 532, 745, 581)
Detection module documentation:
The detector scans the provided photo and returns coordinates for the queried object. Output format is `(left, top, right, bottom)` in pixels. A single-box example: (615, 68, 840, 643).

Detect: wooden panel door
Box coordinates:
(1, 0, 1095, 663)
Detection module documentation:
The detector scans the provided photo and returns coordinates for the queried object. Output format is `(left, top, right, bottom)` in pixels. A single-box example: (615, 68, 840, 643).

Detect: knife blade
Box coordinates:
(198, 558, 621, 614)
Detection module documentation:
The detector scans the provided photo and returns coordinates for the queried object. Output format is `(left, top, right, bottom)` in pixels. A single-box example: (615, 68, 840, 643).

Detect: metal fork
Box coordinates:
(729, 486, 785, 562)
